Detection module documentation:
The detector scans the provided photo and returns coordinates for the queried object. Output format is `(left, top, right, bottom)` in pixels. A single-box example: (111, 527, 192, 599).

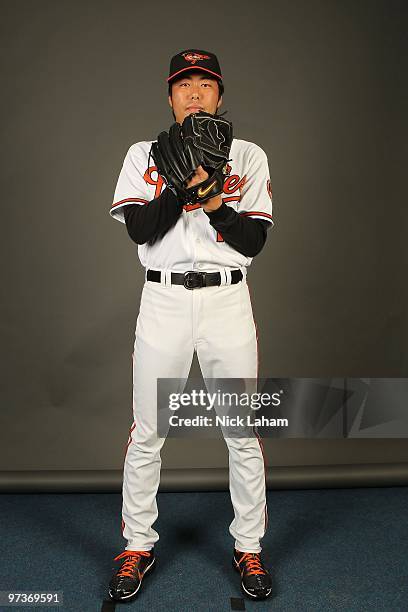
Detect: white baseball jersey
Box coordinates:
(109, 139, 273, 273)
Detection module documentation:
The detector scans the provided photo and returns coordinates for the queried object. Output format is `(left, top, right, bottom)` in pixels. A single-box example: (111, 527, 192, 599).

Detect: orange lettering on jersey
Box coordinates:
(223, 173, 246, 195)
(144, 166, 165, 199)
(223, 174, 247, 200)
(216, 231, 224, 242)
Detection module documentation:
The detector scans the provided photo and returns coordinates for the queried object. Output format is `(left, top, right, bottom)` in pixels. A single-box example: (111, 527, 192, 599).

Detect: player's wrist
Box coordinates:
(202, 194, 222, 212)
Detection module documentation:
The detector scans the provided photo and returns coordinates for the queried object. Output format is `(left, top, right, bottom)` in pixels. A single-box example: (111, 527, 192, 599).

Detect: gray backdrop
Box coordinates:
(1, 0, 407, 487)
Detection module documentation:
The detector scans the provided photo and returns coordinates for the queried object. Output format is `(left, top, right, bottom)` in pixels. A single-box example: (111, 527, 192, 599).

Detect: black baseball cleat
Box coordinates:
(233, 548, 272, 600)
(108, 548, 155, 601)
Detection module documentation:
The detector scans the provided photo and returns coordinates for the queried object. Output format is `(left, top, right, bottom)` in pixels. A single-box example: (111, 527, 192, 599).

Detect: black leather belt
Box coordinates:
(146, 269, 243, 289)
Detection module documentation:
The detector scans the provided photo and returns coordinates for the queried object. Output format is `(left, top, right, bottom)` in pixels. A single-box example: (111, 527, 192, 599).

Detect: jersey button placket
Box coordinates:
(191, 276, 201, 348)
(187, 214, 197, 271)
(194, 236, 204, 270)
(190, 214, 201, 271)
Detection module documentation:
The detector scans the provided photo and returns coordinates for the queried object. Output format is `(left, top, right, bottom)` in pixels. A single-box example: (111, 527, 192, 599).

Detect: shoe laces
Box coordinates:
(113, 550, 151, 578)
(237, 552, 266, 576)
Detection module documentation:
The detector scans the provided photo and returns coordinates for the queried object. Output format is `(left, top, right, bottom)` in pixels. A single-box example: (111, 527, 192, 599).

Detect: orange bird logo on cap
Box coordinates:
(182, 52, 211, 64)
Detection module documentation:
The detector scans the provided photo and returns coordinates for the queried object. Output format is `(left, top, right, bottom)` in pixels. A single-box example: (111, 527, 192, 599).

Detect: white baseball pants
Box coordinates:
(120, 273, 268, 554)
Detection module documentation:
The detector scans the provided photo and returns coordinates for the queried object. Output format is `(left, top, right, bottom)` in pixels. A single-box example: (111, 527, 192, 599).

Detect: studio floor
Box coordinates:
(1, 486, 407, 611)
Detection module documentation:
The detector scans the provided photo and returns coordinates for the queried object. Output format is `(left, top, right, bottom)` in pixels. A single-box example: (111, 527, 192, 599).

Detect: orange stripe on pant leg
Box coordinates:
(247, 281, 268, 535)
(254, 427, 268, 533)
(121, 351, 137, 536)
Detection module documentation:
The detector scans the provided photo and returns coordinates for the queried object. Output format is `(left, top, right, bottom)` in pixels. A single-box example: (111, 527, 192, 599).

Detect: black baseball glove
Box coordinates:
(150, 112, 233, 205)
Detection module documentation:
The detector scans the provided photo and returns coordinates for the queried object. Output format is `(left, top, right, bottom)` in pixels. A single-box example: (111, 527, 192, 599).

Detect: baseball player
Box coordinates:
(107, 49, 274, 603)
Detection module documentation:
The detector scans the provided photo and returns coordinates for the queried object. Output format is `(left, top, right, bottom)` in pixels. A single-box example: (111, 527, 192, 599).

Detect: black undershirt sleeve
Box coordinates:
(123, 187, 183, 246)
(204, 202, 271, 257)
(123, 191, 271, 257)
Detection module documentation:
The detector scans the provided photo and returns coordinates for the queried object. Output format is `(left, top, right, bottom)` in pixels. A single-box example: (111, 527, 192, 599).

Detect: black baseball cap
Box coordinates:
(167, 49, 222, 83)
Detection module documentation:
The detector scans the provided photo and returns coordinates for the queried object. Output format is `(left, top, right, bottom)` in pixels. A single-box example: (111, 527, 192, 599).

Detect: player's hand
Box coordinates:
(186, 165, 208, 188)
(186, 166, 223, 212)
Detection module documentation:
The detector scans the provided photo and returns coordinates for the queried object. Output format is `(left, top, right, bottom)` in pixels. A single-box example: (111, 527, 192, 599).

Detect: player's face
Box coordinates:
(168, 72, 222, 123)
